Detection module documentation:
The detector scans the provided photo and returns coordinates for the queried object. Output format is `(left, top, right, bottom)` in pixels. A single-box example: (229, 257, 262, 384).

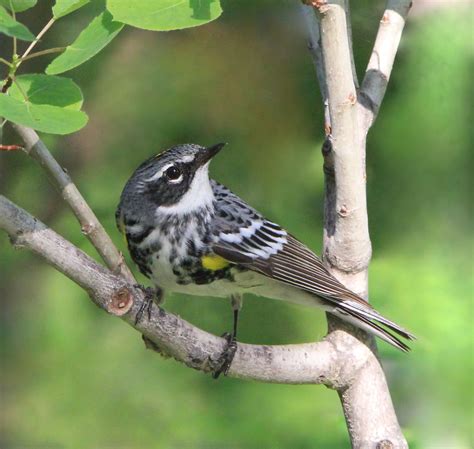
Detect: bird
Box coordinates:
(116, 143, 415, 377)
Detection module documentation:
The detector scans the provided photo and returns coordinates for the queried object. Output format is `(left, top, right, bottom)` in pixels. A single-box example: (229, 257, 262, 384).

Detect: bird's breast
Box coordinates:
(127, 212, 228, 291)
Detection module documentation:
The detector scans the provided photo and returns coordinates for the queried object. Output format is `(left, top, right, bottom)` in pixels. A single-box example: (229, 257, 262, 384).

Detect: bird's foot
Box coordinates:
(133, 284, 163, 325)
(211, 332, 238, 379)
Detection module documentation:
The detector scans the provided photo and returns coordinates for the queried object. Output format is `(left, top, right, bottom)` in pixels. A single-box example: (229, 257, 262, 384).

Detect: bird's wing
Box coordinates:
(210, 181, 415, 350)
(211, 181, 367, 305)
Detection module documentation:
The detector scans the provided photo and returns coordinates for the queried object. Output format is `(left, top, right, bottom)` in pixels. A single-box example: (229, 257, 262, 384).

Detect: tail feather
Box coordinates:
(367, 309, 416, 341)
(327, 298, 415, 352)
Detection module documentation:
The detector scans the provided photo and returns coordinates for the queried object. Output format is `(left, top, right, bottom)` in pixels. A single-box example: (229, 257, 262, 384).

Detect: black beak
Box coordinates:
(196, 142, 227, 167)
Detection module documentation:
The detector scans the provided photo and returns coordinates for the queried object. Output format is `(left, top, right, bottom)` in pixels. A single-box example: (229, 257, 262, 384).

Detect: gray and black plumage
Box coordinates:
(116, 143, 415, 375)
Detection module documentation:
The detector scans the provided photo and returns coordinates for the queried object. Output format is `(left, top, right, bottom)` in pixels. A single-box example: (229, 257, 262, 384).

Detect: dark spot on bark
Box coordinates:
(376, 440, 394, 449)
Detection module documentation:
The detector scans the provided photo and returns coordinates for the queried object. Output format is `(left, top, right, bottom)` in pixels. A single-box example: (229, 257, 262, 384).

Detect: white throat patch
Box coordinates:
(156, 163, 214, 215)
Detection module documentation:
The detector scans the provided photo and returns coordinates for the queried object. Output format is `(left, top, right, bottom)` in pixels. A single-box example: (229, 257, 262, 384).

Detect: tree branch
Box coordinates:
(1, 188, 407, 448)
(302, 1, 410, 447)
(10, 123, 135, 283)
(0, 193, 380, 386)
(316, 1, 371, 285)
(1, 2, 413, 445)
(343, 0, 360, 89)
(299, 4, 331, 134)
(359, 0, 412, 129)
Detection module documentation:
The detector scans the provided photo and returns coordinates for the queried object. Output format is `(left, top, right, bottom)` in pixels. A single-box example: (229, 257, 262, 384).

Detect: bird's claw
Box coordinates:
(133, 284, 162, 325)
(211, 332, 237, 379)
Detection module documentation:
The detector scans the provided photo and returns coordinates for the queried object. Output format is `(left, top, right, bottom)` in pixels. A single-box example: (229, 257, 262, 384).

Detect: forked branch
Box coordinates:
(359, 0, 412, 129)
(1, 1, 412, 447)
(0, 193, 376, 386)
(301, 1, 411, 448)
(11, 124, 135, 284)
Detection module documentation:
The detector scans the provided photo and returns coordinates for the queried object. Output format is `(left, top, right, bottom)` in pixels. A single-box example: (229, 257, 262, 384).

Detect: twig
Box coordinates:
(17, 17, 56, 70)
(359, 0, 412, 130)
(0, 193, 373, 385)
(1, 17, 57, 95)
(10, 123, 135, 283)
(0, 144, 24, 151)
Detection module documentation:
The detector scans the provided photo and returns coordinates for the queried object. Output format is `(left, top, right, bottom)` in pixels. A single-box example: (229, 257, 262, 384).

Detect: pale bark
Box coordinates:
(10, 123, 135, 284)
(359, 0, 412, 129)
(1, 2, 412, 447)
(300, 5, 331, 133)
(300, 1, 411, 448)
(1, 194, 376, 385)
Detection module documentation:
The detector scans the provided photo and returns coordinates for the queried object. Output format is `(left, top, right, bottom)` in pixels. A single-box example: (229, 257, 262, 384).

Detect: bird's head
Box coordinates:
(117, 143, 226, 224)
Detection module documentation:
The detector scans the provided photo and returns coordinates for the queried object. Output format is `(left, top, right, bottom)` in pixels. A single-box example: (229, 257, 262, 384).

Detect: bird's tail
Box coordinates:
(328, 299, 416, 352)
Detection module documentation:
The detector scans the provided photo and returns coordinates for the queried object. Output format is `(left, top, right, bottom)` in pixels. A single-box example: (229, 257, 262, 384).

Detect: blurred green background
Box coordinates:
(1, 1, 472, 448)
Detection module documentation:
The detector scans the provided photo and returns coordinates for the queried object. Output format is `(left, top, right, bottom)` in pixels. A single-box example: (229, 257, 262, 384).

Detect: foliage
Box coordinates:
(0, 0, 222, 134)
(0, 74, 87, 133)
(0, 2, 472, 449)
(0, 6, 34, 40)
(0, 0, 36, 13)
(45, 10, 124, 75)
(52, 0, 90, 19)
(107, 0, 223, 31)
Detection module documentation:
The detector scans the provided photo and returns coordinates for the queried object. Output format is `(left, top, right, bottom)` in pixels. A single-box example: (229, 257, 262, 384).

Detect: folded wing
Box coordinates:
(211, 181, 415, 351)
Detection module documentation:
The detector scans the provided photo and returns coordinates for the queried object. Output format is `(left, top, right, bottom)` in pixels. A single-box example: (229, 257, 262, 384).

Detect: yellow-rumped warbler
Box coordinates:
(116, 143, 414, 376)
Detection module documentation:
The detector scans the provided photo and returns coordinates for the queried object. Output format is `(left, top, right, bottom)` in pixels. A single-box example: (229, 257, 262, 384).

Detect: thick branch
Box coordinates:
(2, 3, 412, 444)
(11, 123, 135, 283)
(302, 2, 408, 448)
(0, 193, 378, 385)
(359, 0, 412, 129)
(299, 4, 331, 134)
(317, 1, 371, 284)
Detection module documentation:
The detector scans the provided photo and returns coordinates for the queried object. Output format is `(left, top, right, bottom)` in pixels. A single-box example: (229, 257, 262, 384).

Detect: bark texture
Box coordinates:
(0, 194, 374, 385)
(300, 1, 412, 447)
(1, 2, 412, 447)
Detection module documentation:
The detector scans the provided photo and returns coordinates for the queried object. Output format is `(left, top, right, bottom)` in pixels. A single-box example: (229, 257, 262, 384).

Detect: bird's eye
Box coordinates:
(164, 165, 182, 181)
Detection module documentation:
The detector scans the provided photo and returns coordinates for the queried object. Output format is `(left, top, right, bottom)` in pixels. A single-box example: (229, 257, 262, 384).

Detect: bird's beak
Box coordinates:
(196, 142, 227, 167)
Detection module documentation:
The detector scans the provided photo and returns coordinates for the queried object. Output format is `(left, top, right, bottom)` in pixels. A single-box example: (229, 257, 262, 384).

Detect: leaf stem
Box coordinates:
(8, 0, 17, 57)
(17, 17, 56, 70)
(0, 58, 13, 68)
(20, 47, 66, 62)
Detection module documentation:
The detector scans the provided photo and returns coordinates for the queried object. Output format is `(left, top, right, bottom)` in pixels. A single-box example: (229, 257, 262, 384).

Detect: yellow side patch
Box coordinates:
(201, 254, 230, 271)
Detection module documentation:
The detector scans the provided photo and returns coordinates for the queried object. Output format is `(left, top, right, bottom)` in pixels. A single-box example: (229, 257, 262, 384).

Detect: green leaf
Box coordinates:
(9, 74, 84, 109)
(0, 5, 34, 40)
(107, 0, 222, 31)
(0, 0, 37, 12)
(52, 0, 90, 19)
(0, 74, 88, 134)
(46, 10, 123, 75)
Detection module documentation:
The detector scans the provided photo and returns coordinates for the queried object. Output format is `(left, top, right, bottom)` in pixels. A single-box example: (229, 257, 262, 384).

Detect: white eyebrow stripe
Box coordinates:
(145, 163, 174, 182)
(177, 154, 195, 163)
